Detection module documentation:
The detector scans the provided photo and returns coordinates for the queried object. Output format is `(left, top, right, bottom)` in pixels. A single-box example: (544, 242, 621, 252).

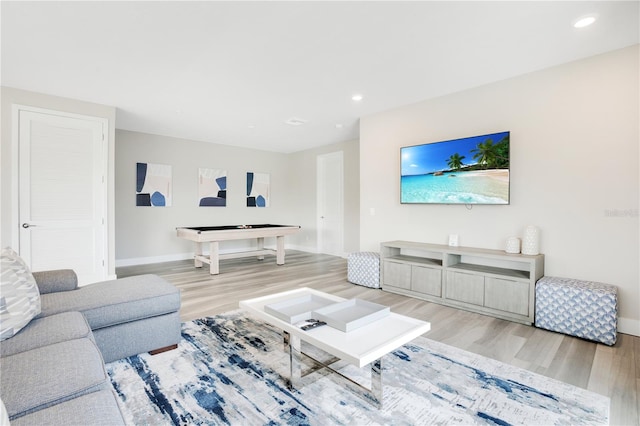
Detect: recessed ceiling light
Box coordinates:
(574, 14, 597, 28)
(335, 123, 343, 129)
(352, 94, 363, 102)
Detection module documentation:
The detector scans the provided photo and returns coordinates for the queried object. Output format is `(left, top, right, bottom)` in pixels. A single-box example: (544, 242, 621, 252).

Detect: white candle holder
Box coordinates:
(505, 237, 521, 254)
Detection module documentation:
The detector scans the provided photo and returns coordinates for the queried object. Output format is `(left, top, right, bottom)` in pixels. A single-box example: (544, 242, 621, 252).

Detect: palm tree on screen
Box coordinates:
(471, 139, 497, 169)
(447, 153, 465, 171)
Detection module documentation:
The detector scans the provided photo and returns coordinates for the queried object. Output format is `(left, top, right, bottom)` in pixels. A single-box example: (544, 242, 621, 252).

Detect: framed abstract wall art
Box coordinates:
(198, 168, 227, 206)
(136, 162, 172, 207)
(246, 172, 270, 207)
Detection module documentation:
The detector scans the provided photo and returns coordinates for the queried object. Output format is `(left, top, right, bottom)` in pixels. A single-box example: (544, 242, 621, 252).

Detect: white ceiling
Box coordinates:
(2, 1, 638, 153)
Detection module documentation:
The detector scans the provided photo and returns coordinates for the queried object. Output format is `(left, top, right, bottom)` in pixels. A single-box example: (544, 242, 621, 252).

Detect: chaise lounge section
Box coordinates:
(34, 270, 181, 362)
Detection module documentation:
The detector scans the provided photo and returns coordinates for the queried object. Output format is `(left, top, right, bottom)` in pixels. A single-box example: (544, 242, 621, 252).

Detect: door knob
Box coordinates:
(22, 223, 36, 228)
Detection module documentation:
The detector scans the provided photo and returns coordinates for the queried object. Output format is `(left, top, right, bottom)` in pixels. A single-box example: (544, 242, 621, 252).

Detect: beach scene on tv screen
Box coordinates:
(401, 131, 510, 204)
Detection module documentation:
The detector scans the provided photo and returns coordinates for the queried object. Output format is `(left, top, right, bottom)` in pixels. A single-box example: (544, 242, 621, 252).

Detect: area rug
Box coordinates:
(106, 311, 609, 425)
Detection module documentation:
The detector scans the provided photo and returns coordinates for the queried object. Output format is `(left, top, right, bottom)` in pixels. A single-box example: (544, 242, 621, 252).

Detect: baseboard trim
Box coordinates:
(618, 317, 640, 337)
(115, 252, 194, 267)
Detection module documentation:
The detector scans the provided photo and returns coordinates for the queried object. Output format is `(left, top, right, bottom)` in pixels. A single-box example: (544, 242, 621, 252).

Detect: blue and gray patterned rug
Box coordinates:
(106, 310, 609, 425)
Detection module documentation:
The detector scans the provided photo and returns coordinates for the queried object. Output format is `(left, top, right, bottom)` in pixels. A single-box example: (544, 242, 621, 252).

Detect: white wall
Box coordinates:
(0, 86, 117, 276)
(286, 139, 360, 255)
(359, 45, 639, 335)
(114, 130, 360, 264)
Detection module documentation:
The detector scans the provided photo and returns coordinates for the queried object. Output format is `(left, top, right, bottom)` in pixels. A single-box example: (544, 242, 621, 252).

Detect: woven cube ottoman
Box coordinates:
(535, 276, 618, 345)
(347, 252, 380, 289)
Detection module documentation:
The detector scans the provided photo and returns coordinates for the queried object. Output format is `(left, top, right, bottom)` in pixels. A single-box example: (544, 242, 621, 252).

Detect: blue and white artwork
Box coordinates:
(198, 168, 227, 207)
(246, 172, 269, 207)
(136, 162, 172, 207)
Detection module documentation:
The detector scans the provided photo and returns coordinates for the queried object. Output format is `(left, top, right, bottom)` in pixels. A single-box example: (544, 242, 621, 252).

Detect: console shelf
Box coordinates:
(385, 255, 443, 268)
(447, 263, 530, 280)
(380, 240, 544, 324)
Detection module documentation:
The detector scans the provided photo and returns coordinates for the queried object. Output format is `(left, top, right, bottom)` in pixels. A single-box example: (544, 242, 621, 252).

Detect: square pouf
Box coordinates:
(535, 276, 618, 345)
(347, 252, 380, 289)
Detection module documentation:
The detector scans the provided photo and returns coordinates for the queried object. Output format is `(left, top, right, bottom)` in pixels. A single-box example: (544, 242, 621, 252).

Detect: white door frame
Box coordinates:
(316, 151, 344, 256)
(11, 104, 109, 279)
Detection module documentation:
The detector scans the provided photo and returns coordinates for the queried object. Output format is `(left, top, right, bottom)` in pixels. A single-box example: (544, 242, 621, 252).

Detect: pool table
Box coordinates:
(176, 224, 301, 274)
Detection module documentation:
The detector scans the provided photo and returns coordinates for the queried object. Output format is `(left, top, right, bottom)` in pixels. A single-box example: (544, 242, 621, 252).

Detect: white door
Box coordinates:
(18, 107, 107, 285)
(317, 151, 344, 256)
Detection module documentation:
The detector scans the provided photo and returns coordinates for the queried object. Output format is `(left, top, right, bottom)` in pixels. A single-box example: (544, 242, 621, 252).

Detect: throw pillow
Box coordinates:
(0, 247, 41, 341)
(0, 398, 9, 426)
(0, 399, 10, 426)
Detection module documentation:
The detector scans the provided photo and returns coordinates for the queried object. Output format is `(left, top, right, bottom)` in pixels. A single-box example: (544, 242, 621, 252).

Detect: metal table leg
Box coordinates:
(282, 331, 384, 408)
(370, 358, 383, 408)
(283, 331, 302, 389)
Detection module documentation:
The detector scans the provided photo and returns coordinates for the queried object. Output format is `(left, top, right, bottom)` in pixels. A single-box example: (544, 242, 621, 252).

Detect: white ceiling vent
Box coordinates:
(284, 117, 308, 126)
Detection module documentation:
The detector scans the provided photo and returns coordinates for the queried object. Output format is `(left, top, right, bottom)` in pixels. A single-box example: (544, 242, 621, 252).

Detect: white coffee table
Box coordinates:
(239, 287, 431, 407)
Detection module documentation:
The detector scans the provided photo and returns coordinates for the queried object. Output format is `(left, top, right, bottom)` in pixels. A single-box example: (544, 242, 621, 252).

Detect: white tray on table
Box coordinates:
(264, 294, 337, 324)
(313, 299, 390, 332)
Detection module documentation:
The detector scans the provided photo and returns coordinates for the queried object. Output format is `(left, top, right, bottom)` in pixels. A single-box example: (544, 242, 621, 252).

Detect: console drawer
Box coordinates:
(484, 277, 529, 316)
(382, 260, 411, 290)
(445, 270, 484, 306)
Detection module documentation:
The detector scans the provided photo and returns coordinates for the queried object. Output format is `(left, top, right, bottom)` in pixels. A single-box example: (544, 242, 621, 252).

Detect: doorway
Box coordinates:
(15, 106, 108, 285)
(316, 151, 344, 256)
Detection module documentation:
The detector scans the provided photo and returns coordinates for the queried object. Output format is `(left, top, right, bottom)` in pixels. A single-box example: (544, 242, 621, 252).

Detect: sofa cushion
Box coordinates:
(0, 247, 41, 341)
(32, 269, 78, 294)
(0, 311, 92, 357)
(93, 310, 181, 363)
(39, 274, 180, 330)
(10, 389, 125, 426)
(1, 338, 108, 420)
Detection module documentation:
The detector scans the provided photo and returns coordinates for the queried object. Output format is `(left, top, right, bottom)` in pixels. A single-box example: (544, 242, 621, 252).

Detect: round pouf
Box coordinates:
(347, 252, 380, 288)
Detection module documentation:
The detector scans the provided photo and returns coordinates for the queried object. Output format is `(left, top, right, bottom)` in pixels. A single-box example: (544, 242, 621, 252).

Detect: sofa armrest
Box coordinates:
(32, 269, 78, 294)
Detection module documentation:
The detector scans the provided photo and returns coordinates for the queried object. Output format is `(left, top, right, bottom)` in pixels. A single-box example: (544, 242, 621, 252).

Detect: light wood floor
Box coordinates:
(117, 251, 639, 425)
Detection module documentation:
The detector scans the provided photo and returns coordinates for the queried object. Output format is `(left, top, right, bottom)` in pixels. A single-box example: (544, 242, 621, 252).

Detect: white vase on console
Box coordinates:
(521, 225, 540, 255)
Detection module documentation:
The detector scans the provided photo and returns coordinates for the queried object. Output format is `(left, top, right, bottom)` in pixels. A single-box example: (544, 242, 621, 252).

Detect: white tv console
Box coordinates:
(380, 241, 544, 325)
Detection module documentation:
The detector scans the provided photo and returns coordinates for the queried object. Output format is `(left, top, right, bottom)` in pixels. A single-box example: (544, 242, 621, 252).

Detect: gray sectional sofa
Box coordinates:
(0, 251, 181, 425)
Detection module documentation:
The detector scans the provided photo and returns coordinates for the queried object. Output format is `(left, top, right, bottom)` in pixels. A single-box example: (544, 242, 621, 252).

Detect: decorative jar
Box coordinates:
(522, 225, 540, 255)
(505, 237, 521, 254)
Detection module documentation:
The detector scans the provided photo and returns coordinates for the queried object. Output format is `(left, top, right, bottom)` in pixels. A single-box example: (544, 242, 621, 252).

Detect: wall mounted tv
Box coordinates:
(400, 131, 510, 205)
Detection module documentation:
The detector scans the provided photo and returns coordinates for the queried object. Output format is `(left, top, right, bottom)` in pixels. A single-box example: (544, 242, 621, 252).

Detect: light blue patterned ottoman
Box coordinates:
(347, 252, 380, 288)
(535, 276, 618, 345)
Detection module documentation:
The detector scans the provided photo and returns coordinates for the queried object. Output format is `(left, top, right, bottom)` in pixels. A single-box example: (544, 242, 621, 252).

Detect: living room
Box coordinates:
(1, 1, 639, 425)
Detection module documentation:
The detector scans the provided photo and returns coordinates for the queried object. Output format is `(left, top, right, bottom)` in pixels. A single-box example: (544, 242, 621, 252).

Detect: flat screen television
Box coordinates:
(400, 131, 510, 205)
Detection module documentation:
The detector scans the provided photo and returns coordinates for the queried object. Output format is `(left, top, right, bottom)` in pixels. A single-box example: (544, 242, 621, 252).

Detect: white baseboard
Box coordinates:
(115, 252, 194, 267)
(283, 244, 349, 259)
(285, 244, 318, 253)
(618, 317, 640, 337)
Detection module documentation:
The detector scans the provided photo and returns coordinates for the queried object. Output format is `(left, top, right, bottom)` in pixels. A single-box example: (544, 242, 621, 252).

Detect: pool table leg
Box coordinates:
(276, 235, 285, 265)
(209, 241, 219, 275)
(257, 237, 265, 260)
(194, 242, 203, 268)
